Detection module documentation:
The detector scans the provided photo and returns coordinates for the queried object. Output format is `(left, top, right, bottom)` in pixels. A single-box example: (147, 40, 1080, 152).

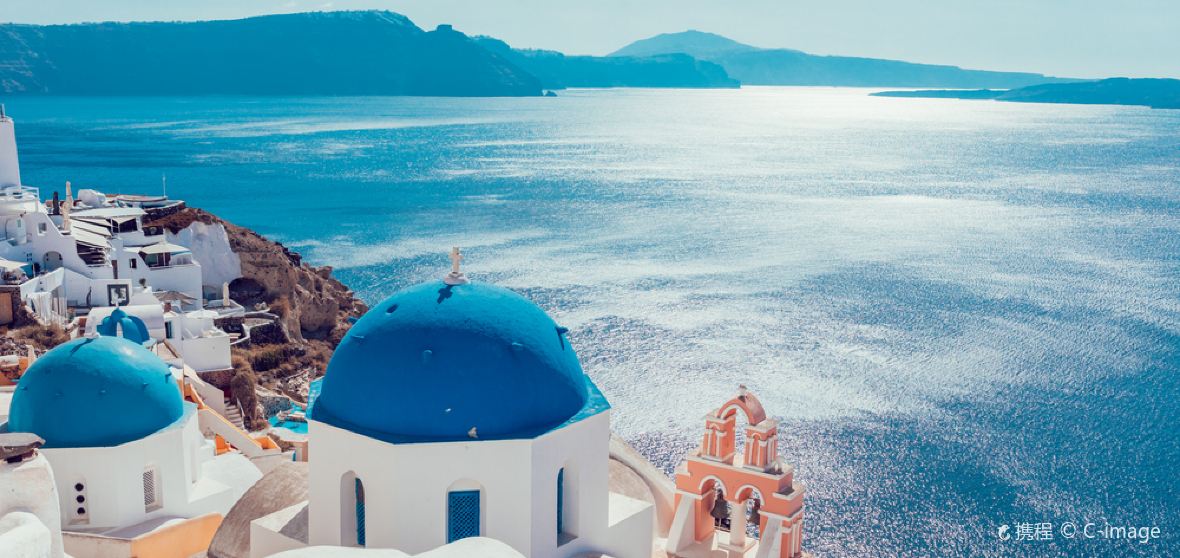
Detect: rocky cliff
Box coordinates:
(148, 207, 366, 343)
(147, 207, 366, 425)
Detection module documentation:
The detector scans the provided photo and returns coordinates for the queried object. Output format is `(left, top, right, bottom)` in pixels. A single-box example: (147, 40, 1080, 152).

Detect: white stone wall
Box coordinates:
(148, 264, 203, 302)
(528, 412, 612, 558)
(0, 451, 64, 558)
(167, 221, 242, 291)
(37, 405, 241, 533)
(0, 213, 115, 283)
(308, 420, 535, 555)
(304, 410, 647, 558)
(250, 502, 311, 558)
(604, 493, 655, 558)
(0, 115, 20, 188)
(15, 268, 67, 324)
(84, 304, 167, 340)
(177, 335, 232, 373)
(184, 370, 228, 415)
(59, 270, 130, 308)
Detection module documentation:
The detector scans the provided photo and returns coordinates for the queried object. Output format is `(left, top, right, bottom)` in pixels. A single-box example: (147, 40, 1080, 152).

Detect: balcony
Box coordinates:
(0, 186, 42, 214)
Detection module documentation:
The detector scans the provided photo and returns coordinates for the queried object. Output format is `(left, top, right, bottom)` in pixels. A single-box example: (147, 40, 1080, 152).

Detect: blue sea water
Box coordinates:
(7, 88, 1179, 556)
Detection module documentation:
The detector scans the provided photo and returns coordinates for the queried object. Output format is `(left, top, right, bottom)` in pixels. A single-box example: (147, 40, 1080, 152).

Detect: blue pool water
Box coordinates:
(7, 89, 1178, 556)
(268, 377, 323, 434)
(267, 417, 309, 434)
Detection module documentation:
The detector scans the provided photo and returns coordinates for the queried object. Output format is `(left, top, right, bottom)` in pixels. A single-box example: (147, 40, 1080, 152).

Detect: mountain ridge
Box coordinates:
(611, 30, 1077, 89)
(0, 11, 542, 96)
(474, 36, 738, 89)
(0, 11, 742, 96)
(611, 30, 769, 58)
(0, 13, 1105, 96)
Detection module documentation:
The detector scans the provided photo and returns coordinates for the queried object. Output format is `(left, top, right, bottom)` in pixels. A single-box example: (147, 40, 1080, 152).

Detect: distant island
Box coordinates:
(871, 78, 1180, 109)
(474, 37, 738, 89)
(611, 30, 1077, 89)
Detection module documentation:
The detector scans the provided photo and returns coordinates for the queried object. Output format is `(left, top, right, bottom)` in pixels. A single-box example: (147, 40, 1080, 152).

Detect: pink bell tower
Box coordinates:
(666, 387, 806, 558)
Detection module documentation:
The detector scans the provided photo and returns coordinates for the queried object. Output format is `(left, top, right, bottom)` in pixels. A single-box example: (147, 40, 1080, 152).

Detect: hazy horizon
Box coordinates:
(3, 0, 1179, 79)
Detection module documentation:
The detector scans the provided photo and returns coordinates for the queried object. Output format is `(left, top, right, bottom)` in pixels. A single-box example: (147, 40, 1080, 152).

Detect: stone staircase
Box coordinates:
(222, 397, 247, 431)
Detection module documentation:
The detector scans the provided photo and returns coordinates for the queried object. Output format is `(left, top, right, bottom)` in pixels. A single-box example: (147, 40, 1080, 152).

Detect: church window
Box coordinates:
(557, 464, 578, 543)
(557, 468, 565, 536)
(447, 490, 481, 543)
(70, 479, 89, 526)
(143, 466, 162, 511)
(355, 478, 366, 546)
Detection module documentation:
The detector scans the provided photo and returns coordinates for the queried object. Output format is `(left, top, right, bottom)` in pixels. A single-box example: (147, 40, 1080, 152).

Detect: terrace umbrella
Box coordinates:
(155, 290, 198, 311)
(155, 290, 197, 304)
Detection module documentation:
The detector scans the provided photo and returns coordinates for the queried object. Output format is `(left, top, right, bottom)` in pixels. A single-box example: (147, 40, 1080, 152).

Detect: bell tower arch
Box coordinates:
(666, 388, 806, 558)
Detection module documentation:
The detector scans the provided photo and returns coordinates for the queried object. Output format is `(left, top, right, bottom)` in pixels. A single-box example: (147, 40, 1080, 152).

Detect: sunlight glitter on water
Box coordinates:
(9, 88, 1179, 556)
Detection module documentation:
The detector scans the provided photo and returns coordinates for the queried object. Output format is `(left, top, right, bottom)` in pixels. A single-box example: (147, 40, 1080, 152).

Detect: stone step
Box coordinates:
(221, 398, 247, 430)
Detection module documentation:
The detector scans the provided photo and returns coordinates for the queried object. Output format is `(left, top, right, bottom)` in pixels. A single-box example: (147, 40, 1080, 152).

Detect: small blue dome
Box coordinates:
(7, 336, 183, 448)
(97, 307, 152, 345)
(312, 280, 590, 443)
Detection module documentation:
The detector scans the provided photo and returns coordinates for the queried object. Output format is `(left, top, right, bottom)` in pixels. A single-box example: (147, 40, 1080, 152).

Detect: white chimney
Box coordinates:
(0, 105, 22, 189)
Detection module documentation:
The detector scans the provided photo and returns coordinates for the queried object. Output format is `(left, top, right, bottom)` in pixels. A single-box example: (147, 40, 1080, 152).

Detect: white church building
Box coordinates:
(251, 253, 654, 558)
(2, 311, 260, 555)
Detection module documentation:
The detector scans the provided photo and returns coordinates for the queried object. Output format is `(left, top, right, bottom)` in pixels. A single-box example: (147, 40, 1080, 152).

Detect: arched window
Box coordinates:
(355, 478, 366, 547)
(556, 468, 565, 536)
(341, 472, 365, 547)
(557, 463, 578, 544)
(447, 489, 481, 543)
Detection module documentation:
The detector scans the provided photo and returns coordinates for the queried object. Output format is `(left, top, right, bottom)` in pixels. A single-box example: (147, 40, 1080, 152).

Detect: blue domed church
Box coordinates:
(4, 315, 260, 536)
(256, 252, 655, 557)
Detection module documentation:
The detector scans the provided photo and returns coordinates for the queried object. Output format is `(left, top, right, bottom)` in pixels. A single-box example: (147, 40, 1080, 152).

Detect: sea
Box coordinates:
(7, 88, 1179, 557)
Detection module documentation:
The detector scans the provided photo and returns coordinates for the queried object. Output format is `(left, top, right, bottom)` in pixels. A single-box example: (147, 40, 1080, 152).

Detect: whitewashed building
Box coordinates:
(0, 434, 66, 558)
(84, 302, 233, 374)
(251, 255, 654, 558)
(0, 108, 204, 310)
(1, 327, 260, 541)
(0, 258, 67, 325)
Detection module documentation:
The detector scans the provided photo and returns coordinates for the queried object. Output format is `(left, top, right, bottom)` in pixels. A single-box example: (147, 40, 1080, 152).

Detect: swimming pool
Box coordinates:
(267, 378, 322, 434)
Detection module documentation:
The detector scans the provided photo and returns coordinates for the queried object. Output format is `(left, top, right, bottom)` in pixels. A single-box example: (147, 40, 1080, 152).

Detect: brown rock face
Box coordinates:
(148, 208, 367, 415)
(147, 208, 367, 342)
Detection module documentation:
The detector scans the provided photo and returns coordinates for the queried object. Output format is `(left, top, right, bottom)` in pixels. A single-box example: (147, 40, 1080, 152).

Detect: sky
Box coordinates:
(3, 0, 1178, 79)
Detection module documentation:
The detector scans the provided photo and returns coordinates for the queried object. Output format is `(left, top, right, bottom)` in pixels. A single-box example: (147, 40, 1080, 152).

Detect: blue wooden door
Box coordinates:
(355, 478, 366, 546)
(447, 490, 480, 542)
(557, 469, 565, 535)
